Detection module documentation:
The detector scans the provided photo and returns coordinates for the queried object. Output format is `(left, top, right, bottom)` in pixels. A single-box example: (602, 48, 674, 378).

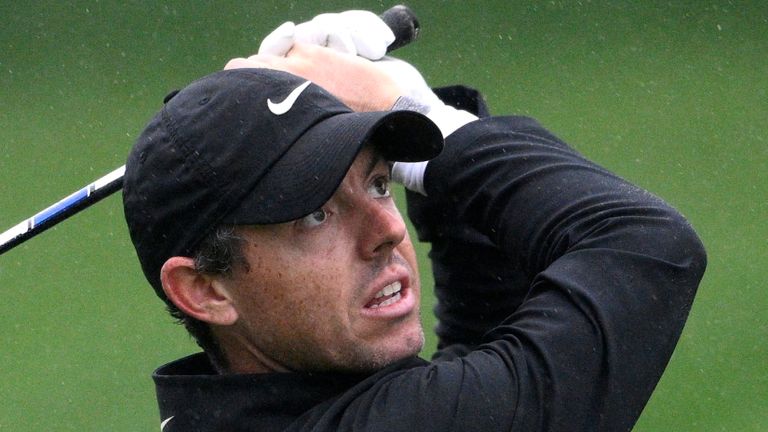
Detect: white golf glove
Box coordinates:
(374, 55, 476, 194)
(375, 56, 477, 136)
(259, 10, 478, 195)
(258, 10, 395, 60)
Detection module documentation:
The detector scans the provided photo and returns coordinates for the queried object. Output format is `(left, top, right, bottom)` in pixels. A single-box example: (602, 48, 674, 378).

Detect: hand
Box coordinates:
(258, 10, 395, 60)
(258, 10, 435, 108)
(225, 44, 401, 112)
(258, 11, 477, 137)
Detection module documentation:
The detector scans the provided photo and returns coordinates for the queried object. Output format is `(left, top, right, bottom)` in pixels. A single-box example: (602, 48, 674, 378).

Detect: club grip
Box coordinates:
(381, 5, 420, 52)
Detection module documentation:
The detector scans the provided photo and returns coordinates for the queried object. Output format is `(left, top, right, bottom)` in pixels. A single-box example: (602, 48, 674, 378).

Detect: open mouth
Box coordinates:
(365, 281, 402, 309)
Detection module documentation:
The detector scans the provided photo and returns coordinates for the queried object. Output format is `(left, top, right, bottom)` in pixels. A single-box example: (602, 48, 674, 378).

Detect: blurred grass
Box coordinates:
(1, 1, 765, 430)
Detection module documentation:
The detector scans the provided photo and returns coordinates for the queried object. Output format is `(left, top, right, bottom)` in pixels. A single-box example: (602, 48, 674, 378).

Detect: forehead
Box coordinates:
(239, 144, 388, 232)
(351, 144, 388, 175)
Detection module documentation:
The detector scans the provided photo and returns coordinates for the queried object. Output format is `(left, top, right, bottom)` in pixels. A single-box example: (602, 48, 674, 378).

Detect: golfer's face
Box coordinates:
(222, 145, 424, 373)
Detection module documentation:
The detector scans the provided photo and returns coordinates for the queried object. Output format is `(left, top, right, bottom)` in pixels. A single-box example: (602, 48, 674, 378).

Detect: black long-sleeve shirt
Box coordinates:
(153, 91, 706, 431)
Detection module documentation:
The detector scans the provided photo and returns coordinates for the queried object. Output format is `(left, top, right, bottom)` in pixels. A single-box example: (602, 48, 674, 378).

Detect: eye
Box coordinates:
(299, 209, 329, 228)
(369, 176, 391, 198)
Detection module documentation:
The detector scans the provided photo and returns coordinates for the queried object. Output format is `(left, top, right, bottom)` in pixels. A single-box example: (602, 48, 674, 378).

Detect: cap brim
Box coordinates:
(223, 109, 443, 225)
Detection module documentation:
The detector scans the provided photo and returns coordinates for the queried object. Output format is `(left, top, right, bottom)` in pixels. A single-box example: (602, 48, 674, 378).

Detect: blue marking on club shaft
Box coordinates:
(33, 187, 89, 227)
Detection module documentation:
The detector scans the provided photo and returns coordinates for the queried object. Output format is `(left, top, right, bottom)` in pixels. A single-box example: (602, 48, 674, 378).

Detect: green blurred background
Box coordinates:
(1, 1, 765, 430)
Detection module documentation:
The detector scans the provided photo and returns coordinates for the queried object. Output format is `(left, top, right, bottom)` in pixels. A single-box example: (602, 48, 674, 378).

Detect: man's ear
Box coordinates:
(160, 257, 239, 326)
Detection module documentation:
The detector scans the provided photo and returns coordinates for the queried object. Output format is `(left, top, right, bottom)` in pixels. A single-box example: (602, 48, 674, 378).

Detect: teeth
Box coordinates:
(369, 292, 402, 309)
(374, 281, 402, 298)
(368, 282, 403, 309)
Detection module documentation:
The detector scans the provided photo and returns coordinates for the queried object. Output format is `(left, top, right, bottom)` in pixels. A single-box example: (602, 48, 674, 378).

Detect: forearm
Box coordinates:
(425, 116, 705, 279)
(414, 115, 706, 427)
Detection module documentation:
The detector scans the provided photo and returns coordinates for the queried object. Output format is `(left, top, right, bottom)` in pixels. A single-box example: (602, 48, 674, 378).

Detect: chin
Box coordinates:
(356, 324, 426, 372)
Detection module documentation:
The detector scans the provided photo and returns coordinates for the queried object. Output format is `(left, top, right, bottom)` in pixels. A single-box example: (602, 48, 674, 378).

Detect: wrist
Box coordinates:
(361, 91, 400, 112)
(392, 96, 477, 138)
(391, 96, 431, 114)
(389, 96, 430, 195)
(350, 80, 400, 112)
(391, 161, 429, 195)
(424, 104, 478, 138)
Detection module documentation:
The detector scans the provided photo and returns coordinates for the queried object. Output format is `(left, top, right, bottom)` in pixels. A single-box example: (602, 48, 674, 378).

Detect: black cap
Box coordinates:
(122, 68, 443, 297)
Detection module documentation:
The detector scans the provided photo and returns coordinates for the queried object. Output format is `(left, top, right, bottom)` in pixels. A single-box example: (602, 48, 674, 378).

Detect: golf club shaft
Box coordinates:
(0, 166, 125, 254)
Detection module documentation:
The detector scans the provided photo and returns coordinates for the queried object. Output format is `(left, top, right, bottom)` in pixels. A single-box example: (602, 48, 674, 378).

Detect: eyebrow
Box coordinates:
(363, 151, 386, 179)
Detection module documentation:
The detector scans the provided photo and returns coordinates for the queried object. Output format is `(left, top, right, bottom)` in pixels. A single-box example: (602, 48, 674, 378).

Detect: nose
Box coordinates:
(358, 200, 407, 260)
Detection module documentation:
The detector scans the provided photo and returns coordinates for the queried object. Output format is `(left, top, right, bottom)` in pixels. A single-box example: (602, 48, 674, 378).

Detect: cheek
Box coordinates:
(238, 245, 355, 334)
(235, 257, 362, 370)
(398, 232, 419, 270)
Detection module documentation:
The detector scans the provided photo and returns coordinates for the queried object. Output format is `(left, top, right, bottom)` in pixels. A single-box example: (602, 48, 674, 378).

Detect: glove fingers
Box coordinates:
(340, 10, 395, 60)
(325, 32, 357, 55)
(374, 57, 441, 105)
(297, 14, 358, 55)
(294, 21, 332, 47)
(258, 21, 296, 56)
(257, 11, 395, 59)
(349, 30, 389, 60)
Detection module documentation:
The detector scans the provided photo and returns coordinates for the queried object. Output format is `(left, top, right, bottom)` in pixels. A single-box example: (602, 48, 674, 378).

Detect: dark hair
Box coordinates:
(165, 225, 249, 372)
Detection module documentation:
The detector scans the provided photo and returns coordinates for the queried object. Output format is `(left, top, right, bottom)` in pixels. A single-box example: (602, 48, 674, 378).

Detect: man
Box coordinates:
(122, 11, 706, 432)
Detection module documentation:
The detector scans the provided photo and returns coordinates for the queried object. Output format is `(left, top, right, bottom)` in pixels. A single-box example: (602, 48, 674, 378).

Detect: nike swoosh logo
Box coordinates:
(161, 416, 174, 431)
(267, 81, 312, 115)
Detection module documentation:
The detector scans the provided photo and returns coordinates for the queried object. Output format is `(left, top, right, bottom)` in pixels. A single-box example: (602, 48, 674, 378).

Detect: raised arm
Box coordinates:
(414, 114, 706, 429)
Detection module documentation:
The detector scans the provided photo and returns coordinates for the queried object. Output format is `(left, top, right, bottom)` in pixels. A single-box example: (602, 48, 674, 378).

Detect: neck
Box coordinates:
(211, 325, 289, 374)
